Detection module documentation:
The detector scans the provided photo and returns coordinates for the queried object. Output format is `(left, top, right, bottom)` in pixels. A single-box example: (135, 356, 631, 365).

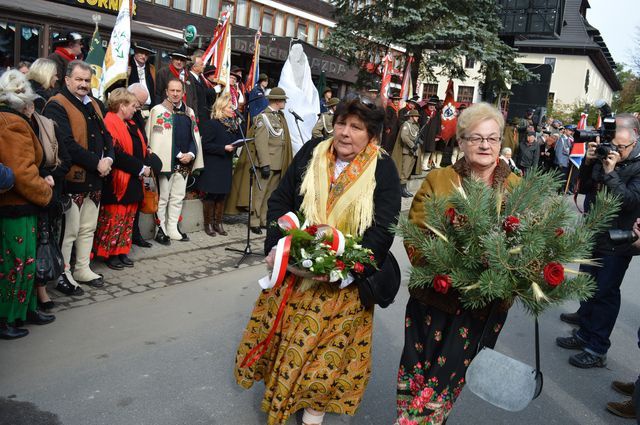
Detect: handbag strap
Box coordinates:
(476, 302, 543, 398)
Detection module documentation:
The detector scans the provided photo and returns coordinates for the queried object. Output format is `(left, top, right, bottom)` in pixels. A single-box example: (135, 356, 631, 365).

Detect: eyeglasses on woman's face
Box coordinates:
(462, 135, 502, 146)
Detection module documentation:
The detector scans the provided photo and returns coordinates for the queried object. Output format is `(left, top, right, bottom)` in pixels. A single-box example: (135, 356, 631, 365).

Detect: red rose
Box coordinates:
(543, 262, 564, 287)
(163, 123, 171, 129)
(163, 112, 170, 118)
(445, 207, 456, 224)
(369, 254, 375, 262)
(156, 118, 163, 124)
(155, 218, 161, 225)
(503, 216, 520, 233)
(304, 225, 318, 236)
(335, 260, 346, 271)
(555, 228, 564, 237)
(353, 262, 365, 274)
(433, 274, 452, 294)
(178, 215, 183, 222)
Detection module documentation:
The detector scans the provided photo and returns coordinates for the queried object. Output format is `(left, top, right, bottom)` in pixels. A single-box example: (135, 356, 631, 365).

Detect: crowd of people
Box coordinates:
(1, 30, 639, 425)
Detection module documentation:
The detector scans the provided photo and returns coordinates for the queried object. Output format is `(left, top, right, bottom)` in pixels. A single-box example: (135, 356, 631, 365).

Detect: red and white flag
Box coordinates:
(399, 55, 414, 106)
(379, 52, 394, 106)
(203, 8, 232, 89)
(439, 80, 457, 141)
(577, 112, 588, 130)
(595, 113, 602, 130)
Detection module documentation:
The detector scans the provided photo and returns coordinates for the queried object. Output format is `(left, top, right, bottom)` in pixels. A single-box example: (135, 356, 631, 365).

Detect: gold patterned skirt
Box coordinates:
(234, 276, 374, 425)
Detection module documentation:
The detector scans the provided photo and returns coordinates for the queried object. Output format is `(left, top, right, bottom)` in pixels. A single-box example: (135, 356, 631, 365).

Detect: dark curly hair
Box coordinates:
(332, 98, 384, 140)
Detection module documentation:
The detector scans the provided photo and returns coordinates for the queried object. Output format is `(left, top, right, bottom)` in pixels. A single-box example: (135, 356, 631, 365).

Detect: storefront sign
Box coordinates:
(48, 0, 137, 16)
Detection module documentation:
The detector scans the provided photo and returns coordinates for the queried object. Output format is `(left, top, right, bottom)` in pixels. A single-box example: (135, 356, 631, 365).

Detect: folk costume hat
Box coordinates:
(326, 97, 340, 108)
(267, 87, 288, 100)
(169, 50, 189, 61)
(53, 32, 82, 46)
(427, 95, 439, 105)
(230, 65, 243, 79)
(133, 42, 156, 55)
(203, 65, 217, 76)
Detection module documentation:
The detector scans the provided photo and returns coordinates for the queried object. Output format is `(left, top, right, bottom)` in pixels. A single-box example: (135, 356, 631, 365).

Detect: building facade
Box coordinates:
(415, 0, 620, 111)
(0, 0, 357, 93)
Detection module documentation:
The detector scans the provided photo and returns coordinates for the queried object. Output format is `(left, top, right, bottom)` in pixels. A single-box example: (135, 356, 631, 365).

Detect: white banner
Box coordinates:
(277, 44, 320, 153)
(98, 0, 133, 99)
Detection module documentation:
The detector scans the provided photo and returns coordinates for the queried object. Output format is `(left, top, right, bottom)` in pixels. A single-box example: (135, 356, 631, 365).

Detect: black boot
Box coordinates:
(26, 310, 56, 325)
(0, 323, 28, 340)
(401, 184, 414, 198)
(155, 227, 171, 245)
(55, 274, 84, 296)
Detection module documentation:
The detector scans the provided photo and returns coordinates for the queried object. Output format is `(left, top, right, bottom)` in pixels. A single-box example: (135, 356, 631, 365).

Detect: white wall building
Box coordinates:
(415, 0, 620, 111)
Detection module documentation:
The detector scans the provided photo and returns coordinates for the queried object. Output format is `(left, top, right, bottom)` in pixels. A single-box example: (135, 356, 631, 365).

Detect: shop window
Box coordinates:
(190, 0, 203, 14)
(285, 16, 296, 37)
(20, 25, 41, 64)
(274, 12, 285, 36)
(172, 0, 187, 10)
(0, 21, 15, 69)
(457, 86, 474, 103)
(308, 23, 316, 46)
(155, 0, 169, 6)
(235, 0, 248, 26)
(206, 0, 220, 17)
(422, 83, 438, 99)
(249, 4, 261, 30)
(262, 10, 273, 34)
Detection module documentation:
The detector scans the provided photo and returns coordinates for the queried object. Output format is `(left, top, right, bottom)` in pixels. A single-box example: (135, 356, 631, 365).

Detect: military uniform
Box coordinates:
(251, 103, 293, 228)
(399, 119, 420, 184)
(311, 97, 339, 141)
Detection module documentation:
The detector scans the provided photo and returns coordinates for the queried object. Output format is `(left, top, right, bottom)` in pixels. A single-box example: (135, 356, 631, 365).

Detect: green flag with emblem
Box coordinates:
(85, 27, 105, 92)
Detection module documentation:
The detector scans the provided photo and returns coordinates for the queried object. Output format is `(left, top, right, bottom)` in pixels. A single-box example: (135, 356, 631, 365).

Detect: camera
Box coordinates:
(608, 229, 639, 245)
(595, 141, 618, 159)
(573, 100, 616, 146)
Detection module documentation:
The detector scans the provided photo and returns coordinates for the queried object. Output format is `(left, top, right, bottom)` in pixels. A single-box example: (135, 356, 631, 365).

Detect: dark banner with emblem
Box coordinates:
(47, 0, 137, 16)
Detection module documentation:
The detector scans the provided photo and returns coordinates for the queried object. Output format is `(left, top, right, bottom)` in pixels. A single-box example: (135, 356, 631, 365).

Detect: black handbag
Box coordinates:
(35, 214, 65, 283)
(357, 252, 401, 308)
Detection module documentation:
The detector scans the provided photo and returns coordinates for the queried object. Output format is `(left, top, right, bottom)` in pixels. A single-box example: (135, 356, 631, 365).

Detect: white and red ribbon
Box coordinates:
(258, 212, 345, 290)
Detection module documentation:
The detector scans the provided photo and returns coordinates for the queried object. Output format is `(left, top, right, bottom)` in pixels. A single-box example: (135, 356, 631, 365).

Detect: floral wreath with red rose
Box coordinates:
(397, 168, 620, 315)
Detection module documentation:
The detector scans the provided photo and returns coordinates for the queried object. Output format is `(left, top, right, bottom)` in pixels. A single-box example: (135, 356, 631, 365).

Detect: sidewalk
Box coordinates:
(47, 177, 420, 312)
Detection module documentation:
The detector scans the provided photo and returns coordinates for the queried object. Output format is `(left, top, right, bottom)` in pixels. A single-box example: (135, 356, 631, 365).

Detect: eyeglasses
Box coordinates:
(614, 141, 636, 150)
(462, 136, 502, 146)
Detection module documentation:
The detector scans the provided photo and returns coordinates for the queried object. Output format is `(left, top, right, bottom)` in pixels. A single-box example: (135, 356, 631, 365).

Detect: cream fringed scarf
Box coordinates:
(299, 138, 379, 236)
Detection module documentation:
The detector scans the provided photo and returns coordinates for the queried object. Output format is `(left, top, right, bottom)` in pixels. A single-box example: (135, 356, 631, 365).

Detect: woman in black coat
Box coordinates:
(197, 93, 239, 237)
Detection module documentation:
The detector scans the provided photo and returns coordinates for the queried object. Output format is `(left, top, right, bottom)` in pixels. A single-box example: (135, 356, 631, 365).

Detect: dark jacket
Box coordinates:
(155, 66, 182, 106)
(43, 86, 115, 194)
(422, 110, 441, 153)
(0, 163, 14, 192)
(265, 138, 402, 278)
(247, 85, 268, 119)
(579, 143, 640, 256)
(29, 79, 55, 113)
(102, 121, 161, 205)
(516, 140, 540, 169)
(382, 105, 400, 153)
(128, 57, 156, 106)
(185, 71, 209, 123)
(196, 118, 239, 195)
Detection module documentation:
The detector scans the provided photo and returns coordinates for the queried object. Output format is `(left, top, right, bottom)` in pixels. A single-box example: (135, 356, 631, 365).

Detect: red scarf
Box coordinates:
(55, 47, 76, 62)
(104, 112, 147, 202)
(169, 64, 184, 81)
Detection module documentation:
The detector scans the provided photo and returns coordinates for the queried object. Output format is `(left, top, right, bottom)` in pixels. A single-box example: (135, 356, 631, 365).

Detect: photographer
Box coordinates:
(556, 113, 640, 368)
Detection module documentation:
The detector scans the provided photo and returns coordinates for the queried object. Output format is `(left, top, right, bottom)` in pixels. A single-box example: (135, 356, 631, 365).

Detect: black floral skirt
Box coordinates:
(396, 297, 507, 425)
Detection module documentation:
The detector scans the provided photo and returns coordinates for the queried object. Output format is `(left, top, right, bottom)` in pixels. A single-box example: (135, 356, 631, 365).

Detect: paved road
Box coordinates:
(1, 238, 638, 425)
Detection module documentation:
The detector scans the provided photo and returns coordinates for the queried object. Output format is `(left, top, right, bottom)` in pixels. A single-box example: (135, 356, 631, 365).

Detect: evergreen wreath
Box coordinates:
(396, 168, 620, 315)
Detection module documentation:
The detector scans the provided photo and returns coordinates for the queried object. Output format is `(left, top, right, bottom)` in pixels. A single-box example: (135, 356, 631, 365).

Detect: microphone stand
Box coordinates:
(226, 115, 264, 267)
(292, 114, 305, 145)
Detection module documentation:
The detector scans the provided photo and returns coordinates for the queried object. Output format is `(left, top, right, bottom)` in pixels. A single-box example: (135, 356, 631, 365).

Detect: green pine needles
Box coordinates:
(396, 168, 621, 315)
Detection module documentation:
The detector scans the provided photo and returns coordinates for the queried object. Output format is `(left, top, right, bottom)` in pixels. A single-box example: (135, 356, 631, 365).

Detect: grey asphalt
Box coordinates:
(1, 238, 637, 425)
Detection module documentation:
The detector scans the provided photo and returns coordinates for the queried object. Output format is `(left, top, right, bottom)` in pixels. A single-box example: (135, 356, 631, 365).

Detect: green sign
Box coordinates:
(184, 25, 197, 43)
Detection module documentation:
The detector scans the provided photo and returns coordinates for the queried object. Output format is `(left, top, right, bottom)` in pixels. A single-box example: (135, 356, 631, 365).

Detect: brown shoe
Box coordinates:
(606, 399, 636, 419)
(612, 381, 636, 397)
(203, 200, 216, 237)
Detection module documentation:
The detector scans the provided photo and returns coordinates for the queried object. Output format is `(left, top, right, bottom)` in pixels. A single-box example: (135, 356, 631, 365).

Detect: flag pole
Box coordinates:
(564, 166, 573, 194)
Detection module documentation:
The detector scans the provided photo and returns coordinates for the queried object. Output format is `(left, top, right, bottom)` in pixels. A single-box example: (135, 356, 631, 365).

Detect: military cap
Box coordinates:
(266, 87, 288, 100)
(407, 110, 420, 118)
(326, 97, 340, 108)
(527, 131, 536, 137)
(509, 117, 520, 125)
(564, 124, 577, 131)
(322, 87, 333, 95)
